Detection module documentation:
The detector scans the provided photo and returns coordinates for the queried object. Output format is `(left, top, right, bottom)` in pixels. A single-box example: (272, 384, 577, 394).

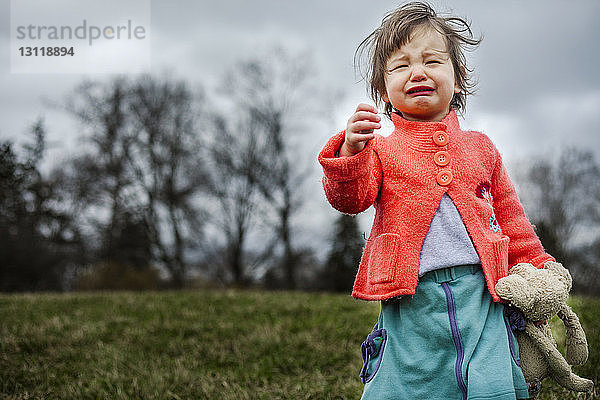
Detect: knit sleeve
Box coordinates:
(490, 147, 555, 269)
(318, 131, 383, 215)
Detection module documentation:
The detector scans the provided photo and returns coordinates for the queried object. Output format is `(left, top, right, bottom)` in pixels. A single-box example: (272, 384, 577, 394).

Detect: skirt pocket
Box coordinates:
(360, 323, 387, 384)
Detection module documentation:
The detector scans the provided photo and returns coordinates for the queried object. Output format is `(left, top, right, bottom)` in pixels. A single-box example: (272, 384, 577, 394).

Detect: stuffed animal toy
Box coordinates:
(495, 261, 594, 397)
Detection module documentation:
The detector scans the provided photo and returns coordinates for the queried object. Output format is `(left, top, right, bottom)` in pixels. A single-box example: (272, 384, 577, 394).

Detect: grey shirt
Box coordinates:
(418, 194, 481, 276)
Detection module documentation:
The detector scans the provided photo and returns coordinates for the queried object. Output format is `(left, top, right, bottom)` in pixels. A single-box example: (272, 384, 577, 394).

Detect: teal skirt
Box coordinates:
(360, 265, 529, 400)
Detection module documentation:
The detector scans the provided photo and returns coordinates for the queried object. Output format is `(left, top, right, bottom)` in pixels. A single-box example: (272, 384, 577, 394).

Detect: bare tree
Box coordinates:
(60, 76, 208, 288)
(63, 79, 139, 261)
(218, 48, 320, 289)
(520, 147, 600, 293)
(205, 112, 269, 286)
(128, 75, 209, 287)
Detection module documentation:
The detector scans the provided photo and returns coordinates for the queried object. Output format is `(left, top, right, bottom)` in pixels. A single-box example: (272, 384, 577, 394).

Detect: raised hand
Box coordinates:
(340, 103, 381, 157)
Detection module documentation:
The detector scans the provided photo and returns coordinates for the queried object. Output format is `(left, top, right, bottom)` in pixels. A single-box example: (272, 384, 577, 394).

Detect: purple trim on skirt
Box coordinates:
(441, 282, 468, 400)
(503, 308, 521, 367)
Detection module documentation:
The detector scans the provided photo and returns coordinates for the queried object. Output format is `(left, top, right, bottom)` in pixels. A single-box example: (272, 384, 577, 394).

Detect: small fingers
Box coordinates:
(347, 131, 375, 143)
(357, 133, 375, 142)
(350, 120, 381, 133)
(349, 110, 381, 124)
(355, 103, 378, 114)
(345, 104, 380, 151)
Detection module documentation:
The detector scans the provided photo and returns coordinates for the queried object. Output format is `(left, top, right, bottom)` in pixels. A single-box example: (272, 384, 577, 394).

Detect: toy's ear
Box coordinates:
(495, 274, 534, 310)
(544, 261, 572, 293)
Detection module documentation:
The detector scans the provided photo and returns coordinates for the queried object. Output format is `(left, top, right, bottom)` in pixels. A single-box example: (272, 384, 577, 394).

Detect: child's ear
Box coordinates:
(454, 84, 461, 94)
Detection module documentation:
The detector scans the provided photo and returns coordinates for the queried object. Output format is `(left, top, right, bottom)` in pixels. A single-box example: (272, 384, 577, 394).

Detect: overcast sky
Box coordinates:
(1, 0, 599, 252)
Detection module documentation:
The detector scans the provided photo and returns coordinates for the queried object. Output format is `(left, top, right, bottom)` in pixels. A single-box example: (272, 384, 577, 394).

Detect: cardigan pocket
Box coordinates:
(367, 233, 401, 285)
(492, 235, 510, 278)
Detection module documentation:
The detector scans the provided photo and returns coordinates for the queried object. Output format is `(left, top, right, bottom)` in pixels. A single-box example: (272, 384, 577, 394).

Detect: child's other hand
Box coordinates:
(341, 103, 381, 157)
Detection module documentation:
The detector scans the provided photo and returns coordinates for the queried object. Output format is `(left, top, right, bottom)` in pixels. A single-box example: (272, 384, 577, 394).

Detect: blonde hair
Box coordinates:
(355, 2, 482, 117)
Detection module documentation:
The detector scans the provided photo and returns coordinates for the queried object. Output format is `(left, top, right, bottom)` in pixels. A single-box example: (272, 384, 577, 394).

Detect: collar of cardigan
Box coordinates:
(390, 109, 462, 152)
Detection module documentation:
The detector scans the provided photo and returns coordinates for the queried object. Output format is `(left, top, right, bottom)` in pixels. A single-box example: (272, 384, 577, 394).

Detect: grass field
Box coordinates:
(0, 290, 598, 399)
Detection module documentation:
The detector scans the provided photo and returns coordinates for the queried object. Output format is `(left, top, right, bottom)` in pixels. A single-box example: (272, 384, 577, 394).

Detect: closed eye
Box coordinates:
(389, 65, 408, 72)
(426, 60, 442, 65)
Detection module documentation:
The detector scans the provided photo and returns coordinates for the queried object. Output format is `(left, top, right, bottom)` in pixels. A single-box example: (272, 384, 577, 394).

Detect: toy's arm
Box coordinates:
(318, 131, 383, 215)
(557, 303, 589, 366)
(490, 147, 554, 268)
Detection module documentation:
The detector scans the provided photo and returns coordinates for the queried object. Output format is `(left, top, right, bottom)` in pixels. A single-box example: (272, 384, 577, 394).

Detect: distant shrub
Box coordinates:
(73, 262, 165, 291)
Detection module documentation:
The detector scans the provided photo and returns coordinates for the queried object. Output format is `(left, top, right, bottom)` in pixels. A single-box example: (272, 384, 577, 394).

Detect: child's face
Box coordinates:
(382, 26, 460, 122)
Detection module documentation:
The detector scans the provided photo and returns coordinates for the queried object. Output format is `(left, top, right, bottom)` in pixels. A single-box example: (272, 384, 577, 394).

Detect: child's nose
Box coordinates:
(410, 66, 426, 81)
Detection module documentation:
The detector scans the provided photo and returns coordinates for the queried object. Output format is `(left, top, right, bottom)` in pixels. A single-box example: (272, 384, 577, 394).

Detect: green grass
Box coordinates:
(0, 290, 597, 399)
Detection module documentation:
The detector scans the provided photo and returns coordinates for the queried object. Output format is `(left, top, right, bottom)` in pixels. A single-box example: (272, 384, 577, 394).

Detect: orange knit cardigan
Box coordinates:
(318, 110, 554, 302)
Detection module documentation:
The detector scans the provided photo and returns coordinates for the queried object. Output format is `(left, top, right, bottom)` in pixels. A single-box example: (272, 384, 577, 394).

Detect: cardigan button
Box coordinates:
(434, 151, 450, 166)
(436, 170, 453, 186)
(432, 131, 449, 146)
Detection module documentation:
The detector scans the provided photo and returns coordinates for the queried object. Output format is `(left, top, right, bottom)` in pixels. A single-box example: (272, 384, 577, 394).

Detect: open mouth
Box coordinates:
(407, 86, 435, 95)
